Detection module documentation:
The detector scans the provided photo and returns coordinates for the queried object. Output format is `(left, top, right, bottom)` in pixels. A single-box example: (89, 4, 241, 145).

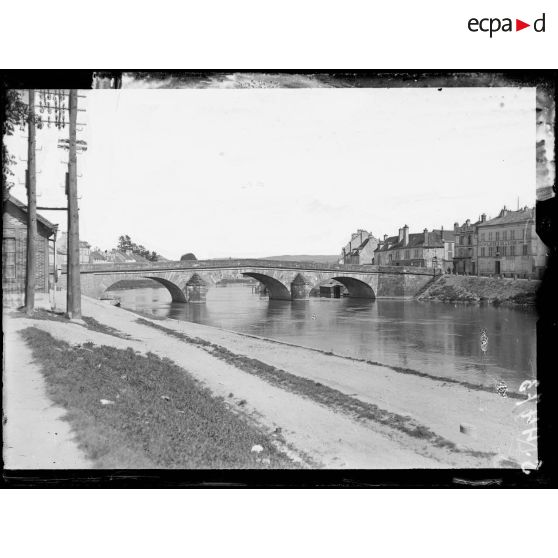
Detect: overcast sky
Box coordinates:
(6, 87, 535, 259)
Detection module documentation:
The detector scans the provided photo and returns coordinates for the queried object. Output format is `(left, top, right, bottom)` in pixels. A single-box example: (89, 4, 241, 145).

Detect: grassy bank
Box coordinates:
(20, 327, 297, 469)
(136, 318, 500, 464)
(417, 275, 539, 306)
(9, 308, 134, 340)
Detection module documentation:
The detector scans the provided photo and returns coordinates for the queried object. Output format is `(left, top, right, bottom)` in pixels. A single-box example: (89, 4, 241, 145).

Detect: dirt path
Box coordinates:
(3, 318, 92, 469)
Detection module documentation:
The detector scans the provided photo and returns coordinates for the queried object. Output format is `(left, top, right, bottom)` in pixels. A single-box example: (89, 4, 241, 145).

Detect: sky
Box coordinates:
(6, 87, 536, 260)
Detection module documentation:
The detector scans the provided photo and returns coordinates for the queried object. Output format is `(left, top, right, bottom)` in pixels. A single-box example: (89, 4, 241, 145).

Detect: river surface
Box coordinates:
(113, 284, 537, 392)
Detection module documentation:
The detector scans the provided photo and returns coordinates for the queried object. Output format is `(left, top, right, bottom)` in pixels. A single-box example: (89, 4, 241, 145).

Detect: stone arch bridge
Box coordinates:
(60, 259, 440, 303)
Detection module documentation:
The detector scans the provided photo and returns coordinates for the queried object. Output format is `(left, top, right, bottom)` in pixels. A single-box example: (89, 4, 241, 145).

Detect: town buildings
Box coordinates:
(374, 225, 455, 272)
(2, 195, 58, 307)
(476, 206, 547, 278)
(54, 232, 91, 266)
(339, 229, 378, 265)
(453, 216, 483, 275)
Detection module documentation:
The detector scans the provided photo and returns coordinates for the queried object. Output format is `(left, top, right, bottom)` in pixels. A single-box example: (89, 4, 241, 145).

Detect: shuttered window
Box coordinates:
(3, 237, 16, 279)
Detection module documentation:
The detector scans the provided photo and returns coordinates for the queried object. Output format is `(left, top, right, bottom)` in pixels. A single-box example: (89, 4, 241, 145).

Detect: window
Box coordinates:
(481, 232, 485, 241)
(523, 244, 528, 256)
(447, 251, 452, 259)
(495, 231, 500, 241)
(389, 253, 393, 262)
(503, 230, 507, 240)
(488, 232, 493, 241)
(468, 235, 472, 245)
(405, 250, 410, 260)
(2, 238, 16, 279)
(488, 246, 494, 257)
(509, 245, 515, 256)
(414, 249, 419, 258)
(511, 230, 515, 240)
(502, 246, 507, 256)
(481, 247, 486, 257)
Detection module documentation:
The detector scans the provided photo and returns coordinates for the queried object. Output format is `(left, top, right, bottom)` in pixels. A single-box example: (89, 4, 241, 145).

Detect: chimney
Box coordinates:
(481, 213, 487, 222)
(398, 227, 404, 242)
(403, 224, 409, 246)
(454, 222, 459, 231)
(423, 228, 428, 244)
(383, 234, 388, 241)
(465, 219, 470, 227)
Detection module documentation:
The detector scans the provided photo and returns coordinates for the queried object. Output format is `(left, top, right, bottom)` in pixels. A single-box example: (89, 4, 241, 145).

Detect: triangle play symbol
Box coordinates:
(516, 19, 530, 31)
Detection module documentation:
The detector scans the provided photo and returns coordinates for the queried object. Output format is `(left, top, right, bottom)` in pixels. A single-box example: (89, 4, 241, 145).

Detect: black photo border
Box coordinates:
(2, 69, 556, 488)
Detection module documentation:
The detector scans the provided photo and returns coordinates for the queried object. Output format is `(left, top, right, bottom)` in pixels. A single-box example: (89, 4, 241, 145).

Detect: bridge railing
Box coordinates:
(70, 259, 440, 276)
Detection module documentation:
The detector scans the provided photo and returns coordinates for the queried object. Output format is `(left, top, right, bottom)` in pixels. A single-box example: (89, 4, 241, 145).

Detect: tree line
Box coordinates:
(117, 235, 160, 262)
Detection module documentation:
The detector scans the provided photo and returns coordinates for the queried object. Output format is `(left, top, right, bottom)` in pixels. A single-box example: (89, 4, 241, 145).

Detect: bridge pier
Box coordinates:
(290, 273, 310, 300)
(185, 273, 207, 303)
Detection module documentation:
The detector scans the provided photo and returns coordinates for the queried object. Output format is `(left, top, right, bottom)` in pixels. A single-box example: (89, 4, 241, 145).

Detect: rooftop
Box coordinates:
(376, 229, 455, 252)
(480, 206, 534, 227)
(5, 195, 58, 234)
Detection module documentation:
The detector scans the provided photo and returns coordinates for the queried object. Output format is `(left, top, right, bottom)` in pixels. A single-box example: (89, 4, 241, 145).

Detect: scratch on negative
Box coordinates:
(453, 478, 503, 487)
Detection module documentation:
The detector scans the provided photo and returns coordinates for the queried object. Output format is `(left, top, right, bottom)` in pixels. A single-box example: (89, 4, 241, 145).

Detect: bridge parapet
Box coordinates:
(74, 259, 440, 276)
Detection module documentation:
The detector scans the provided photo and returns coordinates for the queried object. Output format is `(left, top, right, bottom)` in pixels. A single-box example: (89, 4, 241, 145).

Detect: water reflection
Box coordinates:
(116, 284, 537, 391)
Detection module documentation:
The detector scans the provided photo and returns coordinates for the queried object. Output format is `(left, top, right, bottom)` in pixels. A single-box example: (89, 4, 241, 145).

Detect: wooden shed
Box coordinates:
(2, 195, 58, 307)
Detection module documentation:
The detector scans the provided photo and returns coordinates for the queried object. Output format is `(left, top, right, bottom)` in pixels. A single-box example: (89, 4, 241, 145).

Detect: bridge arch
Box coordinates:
(331, 276, 376, 299)
(242, 272, 291, 300)
(143, 276, 187, 302)
(102, 276, 187, 303)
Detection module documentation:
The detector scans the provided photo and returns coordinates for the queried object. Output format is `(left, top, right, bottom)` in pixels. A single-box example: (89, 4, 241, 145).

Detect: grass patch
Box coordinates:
(81, 316, 134, 340)
(11, 308, 133, 340)
(136, 318, 496, 461)
(20, 327, 296, 469)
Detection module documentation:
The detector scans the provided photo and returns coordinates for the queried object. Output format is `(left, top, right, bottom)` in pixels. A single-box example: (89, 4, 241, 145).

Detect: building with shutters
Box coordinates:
(476, 206, 547, 278)
(374, 225, 455, 272)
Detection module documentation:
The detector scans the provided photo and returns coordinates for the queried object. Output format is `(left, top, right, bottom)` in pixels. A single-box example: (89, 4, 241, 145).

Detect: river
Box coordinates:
(113, 284, 537, 393)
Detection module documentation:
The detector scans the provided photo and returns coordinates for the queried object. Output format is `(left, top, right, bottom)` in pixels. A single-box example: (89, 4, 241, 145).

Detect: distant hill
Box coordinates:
(260, 255, 339, 264)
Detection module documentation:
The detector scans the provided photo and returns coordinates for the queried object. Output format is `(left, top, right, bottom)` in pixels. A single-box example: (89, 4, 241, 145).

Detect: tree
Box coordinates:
(116, 235, 159, 261)
(2, 90, 32, 200)
(117, 235, 132, 251)
(180, 253, 197, 261)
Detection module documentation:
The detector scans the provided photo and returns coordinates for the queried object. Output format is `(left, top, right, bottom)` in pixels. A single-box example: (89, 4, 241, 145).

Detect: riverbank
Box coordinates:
(3, 292, 536, 469)
(417, 275, 539, 305)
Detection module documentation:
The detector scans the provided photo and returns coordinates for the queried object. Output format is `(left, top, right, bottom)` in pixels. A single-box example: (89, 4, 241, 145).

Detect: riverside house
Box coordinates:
(2, 195, 58, 307)
(339, 229, 378, 265)
(476, 206, 547, 278)
(374, 225, 455, 273)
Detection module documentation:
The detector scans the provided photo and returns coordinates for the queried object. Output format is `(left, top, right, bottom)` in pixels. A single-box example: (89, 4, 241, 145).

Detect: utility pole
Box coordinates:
(25, 89, 37, 315)
(66, 89, 82, 319)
